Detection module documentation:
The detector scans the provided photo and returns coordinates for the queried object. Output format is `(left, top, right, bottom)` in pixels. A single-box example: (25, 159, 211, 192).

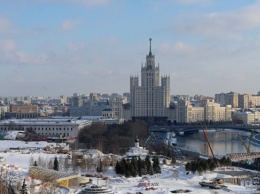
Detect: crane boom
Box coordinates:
(248, 132, 255, 152)
(200, 122, 215, 158)
(235, 133, 250, 153)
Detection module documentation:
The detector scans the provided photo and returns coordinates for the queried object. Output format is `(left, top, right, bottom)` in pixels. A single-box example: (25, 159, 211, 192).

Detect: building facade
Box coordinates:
(215, 92, 260, 109)
(130, 39, 170, 119)
(0, 118, 92, 138)
(167, 98, 232, 123)
(232, 111, 260, 125)
(215, 92, 238, 108)
(238, 94, 260, 109)
(5, 104, 40, 119)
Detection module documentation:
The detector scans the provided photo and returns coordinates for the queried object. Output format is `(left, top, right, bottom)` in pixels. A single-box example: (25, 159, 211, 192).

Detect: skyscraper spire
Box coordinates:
(149, 38, 152, 56)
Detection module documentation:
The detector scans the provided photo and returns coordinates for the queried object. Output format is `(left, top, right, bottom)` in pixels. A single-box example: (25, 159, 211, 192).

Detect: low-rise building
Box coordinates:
(232, 111, 260, 125)
(0, 118, 92, 138)
(125, 138, 149, 158)
(5, 104, 40, 119)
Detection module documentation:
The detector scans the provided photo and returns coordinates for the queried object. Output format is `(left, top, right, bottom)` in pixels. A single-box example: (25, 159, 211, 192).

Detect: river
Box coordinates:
(175, 129, 260, 156)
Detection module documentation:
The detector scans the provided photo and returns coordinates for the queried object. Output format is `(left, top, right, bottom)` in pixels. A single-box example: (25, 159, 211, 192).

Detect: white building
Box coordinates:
(168, 99, 232, 123)
(233, 111, 260, 125)
(202, 99, 232, 122)
(112, 97, 126, 120)
(0, 118, 92, 138)
(130, 38, 170, 119)
(125, 138, 149, 158)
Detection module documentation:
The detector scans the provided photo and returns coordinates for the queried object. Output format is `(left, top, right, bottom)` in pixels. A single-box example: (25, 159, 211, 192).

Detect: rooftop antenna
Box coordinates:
(149, 38, 152, 56)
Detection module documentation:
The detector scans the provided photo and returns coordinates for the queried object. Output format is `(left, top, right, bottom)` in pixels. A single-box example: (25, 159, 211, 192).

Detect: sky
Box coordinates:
(1, 0, 260, 97)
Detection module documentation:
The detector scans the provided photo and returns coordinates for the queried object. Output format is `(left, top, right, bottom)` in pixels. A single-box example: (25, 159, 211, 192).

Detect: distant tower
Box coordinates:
(130, 38, 171, 119)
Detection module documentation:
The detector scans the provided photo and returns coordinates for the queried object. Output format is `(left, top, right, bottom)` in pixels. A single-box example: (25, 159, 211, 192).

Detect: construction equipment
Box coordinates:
(200, 122, 215, 158)
(248, 132, 255, 152)
(233, 133, 251, 153)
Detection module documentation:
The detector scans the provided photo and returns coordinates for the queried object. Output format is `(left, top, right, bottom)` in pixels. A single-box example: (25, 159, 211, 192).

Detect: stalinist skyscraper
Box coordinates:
(130, 38, 170, 120)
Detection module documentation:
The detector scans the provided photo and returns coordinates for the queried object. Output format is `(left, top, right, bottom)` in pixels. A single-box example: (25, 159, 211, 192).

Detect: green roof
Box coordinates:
(103, 108, 112, 111)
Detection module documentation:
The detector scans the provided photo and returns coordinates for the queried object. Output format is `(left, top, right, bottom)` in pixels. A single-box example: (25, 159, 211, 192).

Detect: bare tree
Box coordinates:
(102, 157, 111, 172)
(37, 156, 43, 167)
(41, 157, 47, 168)
(29, 156, 34, 167)
(47, 159, 53, 169)
(80, 158, 87, 173)
(85, 157, 93, 173)
(38, 182, 61, 194)
(63, 157, 70, 172)
(58, 156, 64, 171)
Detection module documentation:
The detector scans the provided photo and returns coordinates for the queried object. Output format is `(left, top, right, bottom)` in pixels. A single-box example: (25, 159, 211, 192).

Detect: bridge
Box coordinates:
(149, 125, 260, 133)
(227, 152, 260, 161)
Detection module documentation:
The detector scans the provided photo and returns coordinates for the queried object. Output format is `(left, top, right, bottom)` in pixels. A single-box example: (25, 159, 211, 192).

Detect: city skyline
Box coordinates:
(1, 0, 260, 97)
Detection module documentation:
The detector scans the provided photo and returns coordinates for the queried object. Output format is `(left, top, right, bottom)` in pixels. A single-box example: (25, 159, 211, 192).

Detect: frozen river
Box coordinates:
(175, 129, 260, 156)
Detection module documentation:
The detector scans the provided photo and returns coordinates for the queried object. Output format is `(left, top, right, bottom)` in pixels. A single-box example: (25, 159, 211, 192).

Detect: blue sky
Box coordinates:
(1, 0, 260, 97)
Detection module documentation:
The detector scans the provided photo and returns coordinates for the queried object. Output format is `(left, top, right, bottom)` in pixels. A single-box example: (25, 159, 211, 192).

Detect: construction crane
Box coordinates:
(233, 132, 255, 153)
(200, 122, 215, 158)
(234, 133, 250, 153)
(248, 131, 255, 152)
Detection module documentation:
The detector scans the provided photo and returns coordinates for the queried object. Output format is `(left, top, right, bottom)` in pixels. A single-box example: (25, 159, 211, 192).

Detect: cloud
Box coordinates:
(67, 42, 86, 52)
(0, 39, 47, 66)
(38, 0, 112, 8)
(0, 16, 11, 33)
(173, 3, 260, 38)
(61, 19, 80, 31)
(159, 41, 193, 54)
(0, 40, 21, 64)
(0, 39, 16, 51)
(63, 0, 111, 7)
(172, 0, 211, 5)
(0, 0, 111, 8)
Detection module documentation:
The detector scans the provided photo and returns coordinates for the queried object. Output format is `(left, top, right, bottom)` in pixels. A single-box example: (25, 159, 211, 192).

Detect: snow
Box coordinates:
(0, 140, 258, 194)
(0, 140, 58, 151)
(1, 152, 56, 169)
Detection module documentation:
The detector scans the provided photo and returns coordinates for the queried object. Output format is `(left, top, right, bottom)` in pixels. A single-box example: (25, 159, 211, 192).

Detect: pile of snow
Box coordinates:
(0, 140, 56, 151)
(85, 149, 104, 158)
(108, 177, 131, 184)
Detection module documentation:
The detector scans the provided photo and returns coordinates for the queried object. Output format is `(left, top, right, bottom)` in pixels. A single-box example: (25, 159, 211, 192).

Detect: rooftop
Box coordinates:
(0, 118, 92, 125)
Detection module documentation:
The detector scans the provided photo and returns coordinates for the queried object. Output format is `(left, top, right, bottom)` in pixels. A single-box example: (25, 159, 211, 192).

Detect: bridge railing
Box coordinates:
(149, 124, 260, 132)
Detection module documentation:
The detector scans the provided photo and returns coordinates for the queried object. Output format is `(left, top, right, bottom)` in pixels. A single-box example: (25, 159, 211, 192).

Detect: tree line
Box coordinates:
(77, 121, 149, 155)
(115, 155, 161, 177)
(185, 156, 232, 175)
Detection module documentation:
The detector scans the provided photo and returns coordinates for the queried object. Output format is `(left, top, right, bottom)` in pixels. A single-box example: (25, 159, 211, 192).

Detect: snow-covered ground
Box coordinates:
(0, 140, 258, 194)
(100, 165, 257, 194)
